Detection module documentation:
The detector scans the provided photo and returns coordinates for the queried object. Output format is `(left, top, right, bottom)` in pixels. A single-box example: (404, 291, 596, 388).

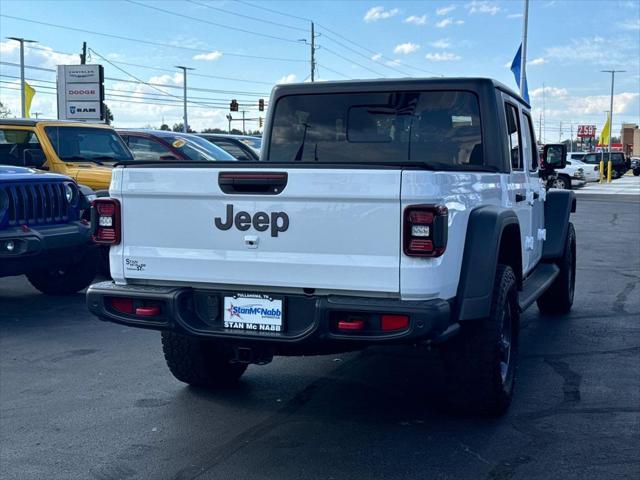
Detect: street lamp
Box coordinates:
(175, 65, 194, 133)
(6, 37, 37, 118)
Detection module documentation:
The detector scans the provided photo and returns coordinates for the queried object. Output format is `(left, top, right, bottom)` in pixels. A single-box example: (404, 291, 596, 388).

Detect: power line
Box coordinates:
(320, 45, 386, 78)
(316, 64, 351, 79)
(0, 14, 308, 63)
(187, 0, 308, 33)
(126, 0, 302, 44)
(27, 45, 276, 86)
(233, 0, 311, 23)
(0, 61, 271, 96)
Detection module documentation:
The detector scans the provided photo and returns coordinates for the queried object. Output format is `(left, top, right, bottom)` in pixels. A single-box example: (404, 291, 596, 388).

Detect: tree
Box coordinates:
(0, 101, 11, 118)
(160, 124, 170, 131)
(104, 104, 114, 125)
(201, 127, 226, 133)
(230, 128, 243, 135)
(172, 123, 195, 133)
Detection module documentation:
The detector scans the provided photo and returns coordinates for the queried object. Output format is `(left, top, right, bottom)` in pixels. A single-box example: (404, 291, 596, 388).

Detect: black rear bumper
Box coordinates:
(86, 282, 453, 352)
(0, 222, 92, 277)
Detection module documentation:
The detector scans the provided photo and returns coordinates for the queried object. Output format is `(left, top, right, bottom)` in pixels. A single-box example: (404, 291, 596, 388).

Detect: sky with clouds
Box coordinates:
(0, 0, 638, 140)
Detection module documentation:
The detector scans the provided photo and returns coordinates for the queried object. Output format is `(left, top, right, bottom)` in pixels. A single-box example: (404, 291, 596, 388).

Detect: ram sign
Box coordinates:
(57, 65, 104, 121)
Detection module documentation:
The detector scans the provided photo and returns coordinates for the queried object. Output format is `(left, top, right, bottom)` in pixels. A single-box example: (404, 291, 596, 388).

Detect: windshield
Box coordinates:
(164, 135, 236, 161)
(237, 137, 261, 149)
(267, 90, 485, 169)
(45, 126, 133, 163)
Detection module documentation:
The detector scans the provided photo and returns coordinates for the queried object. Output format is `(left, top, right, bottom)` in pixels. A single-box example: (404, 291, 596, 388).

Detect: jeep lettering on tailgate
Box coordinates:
(214, 204, 289, 237)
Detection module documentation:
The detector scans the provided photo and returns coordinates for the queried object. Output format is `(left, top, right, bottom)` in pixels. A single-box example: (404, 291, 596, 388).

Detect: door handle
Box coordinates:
(515, 193, 526, 202)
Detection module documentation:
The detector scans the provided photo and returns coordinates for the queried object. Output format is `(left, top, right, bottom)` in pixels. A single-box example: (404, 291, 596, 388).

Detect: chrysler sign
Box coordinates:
(57, 65, 104, 121)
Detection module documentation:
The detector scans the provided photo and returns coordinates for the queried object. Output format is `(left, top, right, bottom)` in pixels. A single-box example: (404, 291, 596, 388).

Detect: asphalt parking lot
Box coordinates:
(1, 195, 639, 480)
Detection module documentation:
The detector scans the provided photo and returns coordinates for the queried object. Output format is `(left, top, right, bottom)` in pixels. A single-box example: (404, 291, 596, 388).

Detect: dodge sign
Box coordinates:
(57, 65, 104, 121)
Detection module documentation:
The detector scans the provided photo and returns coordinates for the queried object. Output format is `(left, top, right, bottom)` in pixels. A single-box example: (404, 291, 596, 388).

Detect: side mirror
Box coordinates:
(542, 144, 567, 170)
(23, 149, 47, 169)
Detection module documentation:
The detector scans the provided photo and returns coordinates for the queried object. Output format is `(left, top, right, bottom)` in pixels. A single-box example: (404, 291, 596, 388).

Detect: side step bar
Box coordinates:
(519, 263, 560, 311)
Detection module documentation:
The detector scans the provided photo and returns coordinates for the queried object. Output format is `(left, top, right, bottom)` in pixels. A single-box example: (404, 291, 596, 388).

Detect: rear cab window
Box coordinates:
(267, 90, 487, 170)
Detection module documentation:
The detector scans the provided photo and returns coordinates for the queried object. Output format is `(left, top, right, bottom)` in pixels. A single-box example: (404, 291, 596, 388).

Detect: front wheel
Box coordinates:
(537, 223, 576, 314)
(633, 169, 640, 177)
(26, 247, 99, 294)
(552, 176, 570, 190)
(161, 332, 247, 388)
(441, 264, 519, 416)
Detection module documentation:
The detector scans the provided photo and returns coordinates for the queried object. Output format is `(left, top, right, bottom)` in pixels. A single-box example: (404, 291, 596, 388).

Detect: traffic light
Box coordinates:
(258, 98, 265, 112)
(259, 117, 263, 128)
(230, 99, 239, 112)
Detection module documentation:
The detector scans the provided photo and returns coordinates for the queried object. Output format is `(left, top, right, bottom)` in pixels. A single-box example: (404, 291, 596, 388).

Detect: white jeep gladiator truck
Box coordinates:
(87, 78, 576, 415)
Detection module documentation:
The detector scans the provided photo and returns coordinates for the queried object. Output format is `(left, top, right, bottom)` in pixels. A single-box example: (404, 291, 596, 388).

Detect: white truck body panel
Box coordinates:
(110, 167, 402, 294)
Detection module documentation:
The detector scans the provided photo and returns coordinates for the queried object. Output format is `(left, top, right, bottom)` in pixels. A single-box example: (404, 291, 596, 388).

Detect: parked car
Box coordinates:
(197, 134, 259, 161)
(567, 159, 600, 182)
(553, 162, 587, 189)
(0, 119, 133, 195)
(631, 157, 640, 176)
(117, 130, 237, 162)
(0, 165, 98, 294)
(581, 151, 629, 179)
(88, 77, 576, 416)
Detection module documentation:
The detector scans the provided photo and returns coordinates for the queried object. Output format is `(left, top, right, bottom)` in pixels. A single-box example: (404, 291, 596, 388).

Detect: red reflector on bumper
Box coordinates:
(135, 306, 161, 317)
(381, 314, 409, 332)
(110, 297, 134, 314)
(338, 319, 365, 331)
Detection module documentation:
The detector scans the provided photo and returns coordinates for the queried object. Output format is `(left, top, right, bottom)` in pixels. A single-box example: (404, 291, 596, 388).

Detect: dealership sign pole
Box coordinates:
(56, 64, 105, 121)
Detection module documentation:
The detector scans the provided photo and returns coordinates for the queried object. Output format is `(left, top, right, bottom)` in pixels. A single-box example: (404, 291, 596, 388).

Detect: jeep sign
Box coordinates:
(57, 65, 105, 121)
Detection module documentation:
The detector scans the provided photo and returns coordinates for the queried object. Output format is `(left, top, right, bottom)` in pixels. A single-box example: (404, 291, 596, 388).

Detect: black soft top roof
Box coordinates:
(271, 77, 529, 108)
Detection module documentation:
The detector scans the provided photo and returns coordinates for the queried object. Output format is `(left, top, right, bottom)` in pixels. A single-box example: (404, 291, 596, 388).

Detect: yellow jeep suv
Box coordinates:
(0, 119, 133, 194)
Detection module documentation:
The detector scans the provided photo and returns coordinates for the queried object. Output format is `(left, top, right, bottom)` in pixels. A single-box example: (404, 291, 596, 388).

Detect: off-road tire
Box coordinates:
(26, 247, 99, 294)
(537, 223, 576, 314)
(161, 332, 247, 387)
(442, 264, 519, 416)
(633, 169, 640, 177)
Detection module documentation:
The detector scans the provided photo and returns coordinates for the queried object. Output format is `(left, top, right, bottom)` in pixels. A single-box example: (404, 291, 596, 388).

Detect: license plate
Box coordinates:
(223, 294, 283, 332)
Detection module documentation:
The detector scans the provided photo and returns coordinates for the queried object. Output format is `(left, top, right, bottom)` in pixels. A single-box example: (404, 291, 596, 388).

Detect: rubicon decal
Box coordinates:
(214, 204, 289, 237)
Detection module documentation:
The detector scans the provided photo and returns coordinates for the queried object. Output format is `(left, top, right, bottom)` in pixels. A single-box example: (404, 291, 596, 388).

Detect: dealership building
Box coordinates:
(620, 123, 639, 156)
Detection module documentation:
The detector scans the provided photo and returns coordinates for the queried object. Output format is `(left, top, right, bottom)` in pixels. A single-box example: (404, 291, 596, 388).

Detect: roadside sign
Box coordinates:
(577, 125, 596, 138)
(57, 65, 104, 121)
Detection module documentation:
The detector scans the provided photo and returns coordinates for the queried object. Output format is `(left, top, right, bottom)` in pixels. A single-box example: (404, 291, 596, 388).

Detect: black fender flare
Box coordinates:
(542, 190, 575, 261)
(455, 206, 521, 321)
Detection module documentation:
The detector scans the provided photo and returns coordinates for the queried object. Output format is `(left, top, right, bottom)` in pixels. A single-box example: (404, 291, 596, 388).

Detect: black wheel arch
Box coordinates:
(542, 189, 575, 261)
(455, 206, 522, 322)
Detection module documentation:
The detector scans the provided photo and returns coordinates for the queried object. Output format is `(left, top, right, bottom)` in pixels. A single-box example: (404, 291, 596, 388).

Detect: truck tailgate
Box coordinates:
(115, 167, 401, 293)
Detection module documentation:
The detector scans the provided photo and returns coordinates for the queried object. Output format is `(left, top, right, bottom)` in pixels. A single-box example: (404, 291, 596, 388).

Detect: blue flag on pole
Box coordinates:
(510, 43, 529, 103)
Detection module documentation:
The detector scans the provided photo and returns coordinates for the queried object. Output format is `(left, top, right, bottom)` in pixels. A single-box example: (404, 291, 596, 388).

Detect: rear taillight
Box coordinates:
(92, 198, 121, 245)
(403, 205, 447, 257)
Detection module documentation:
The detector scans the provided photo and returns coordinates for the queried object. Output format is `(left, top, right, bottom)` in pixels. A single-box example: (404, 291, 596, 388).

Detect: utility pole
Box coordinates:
(570, 123, 573, 153)
(559, 121, 563, 143)
(32, 112, 41, 119)
(311, 22, 316, 82)
(601, 70, 625, 164)
(242, 111, 246, 134)
(226, 114, 232, 133)
(175, 65, 194, 133)
(538, 113, 542, 145)
(7, 37, 37, 118)
(519, 0, 529, 99)
(542, 82, 546, 144)
(80, 41, 87, 64)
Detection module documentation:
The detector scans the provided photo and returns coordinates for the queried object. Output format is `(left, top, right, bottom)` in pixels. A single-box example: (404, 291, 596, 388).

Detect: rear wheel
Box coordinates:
(537, 223, 576, 314)
(633, 169, 640, 177)
(442, 264, 519, 416)
(27, 247, 98, 294)
(161, 332, 247, 388)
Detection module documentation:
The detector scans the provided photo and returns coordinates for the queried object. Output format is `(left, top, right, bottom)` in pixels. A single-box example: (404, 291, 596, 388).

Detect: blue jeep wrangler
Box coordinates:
(0, 165, 98, 294)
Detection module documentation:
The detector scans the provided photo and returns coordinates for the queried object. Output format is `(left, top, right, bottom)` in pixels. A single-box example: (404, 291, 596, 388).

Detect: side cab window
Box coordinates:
(505, 103, 522, 171)
(522, 112, 538, 171)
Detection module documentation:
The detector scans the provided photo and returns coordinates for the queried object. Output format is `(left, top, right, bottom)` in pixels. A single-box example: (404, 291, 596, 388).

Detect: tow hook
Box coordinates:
(231, 346, 274, 365)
